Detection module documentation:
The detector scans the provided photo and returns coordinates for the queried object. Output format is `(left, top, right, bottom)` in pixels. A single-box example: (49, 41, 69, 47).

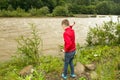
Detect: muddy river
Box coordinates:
(0, 16, 119, 62)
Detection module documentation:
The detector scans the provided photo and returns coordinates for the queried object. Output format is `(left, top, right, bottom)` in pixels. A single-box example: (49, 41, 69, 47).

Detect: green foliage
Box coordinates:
(0, 0, 120, 16)
(0, 57, 28, 79)
(29, 7, 50, 16)
(86, 21, 120, 46)
(0, 7, 30, 17)
(52, 6, 69, 16)
(76, 45, 120, 64)
(18, 69, 45, 80)
(80, 5, 96, 14)
(68, 4, 81, 14)
(32, 70, 45, 80)
(39, 56, 63, 73)
(76, 45, 120, 80)
(79, 77, 87, 80)
(37, 6, 50, 16)
(96, 60, 116, 80)
(15, 7, 28, 17)
(0, 56, 62, 80)
(29, 8, 37, 16)
(16, 24, 42, 65)
(0, 45, 119, 79)
(96, 49, 120, 80)
(116, 23, 120, 44)
(7, 5, 14, 11)
(0, 61, 45, 80)
(96, 1, 111, 14)
(0, 0, 8, 10)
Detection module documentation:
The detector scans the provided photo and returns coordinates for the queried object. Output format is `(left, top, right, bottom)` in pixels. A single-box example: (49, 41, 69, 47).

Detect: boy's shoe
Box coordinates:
(62, 73, 67, 80)
(70, 74, 76, 78)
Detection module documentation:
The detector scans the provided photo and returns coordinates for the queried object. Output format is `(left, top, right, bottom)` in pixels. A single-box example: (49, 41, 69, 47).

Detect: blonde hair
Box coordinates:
(61, 19, 69, 26)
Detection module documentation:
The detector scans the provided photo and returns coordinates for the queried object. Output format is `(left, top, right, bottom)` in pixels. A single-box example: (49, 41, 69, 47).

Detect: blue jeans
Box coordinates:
(63, 50, 76, 76)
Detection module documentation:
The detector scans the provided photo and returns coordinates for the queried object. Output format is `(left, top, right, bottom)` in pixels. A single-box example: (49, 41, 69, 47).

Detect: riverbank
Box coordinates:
(0, 19, 120, 80)
(0, 45, 119, 80)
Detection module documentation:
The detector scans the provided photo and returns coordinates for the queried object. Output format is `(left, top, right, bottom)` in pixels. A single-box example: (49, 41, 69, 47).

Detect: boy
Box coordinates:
(61, 19, 76, 79)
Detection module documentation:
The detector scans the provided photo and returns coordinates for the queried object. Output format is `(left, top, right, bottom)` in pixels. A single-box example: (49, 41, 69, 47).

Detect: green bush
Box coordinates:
(84, 5, 96, 14)
(116, 23, 120, 44)
(68, 5, 96, 14)
(29, 6, 50, 16)
(0, 7, 30, 17)
(115, 4, 120, 14)
(0, 9, 8, 17)
(37, 6, 49, 16)
(86, 21, 119, 46)
(29, 8, 37, 16)
(80, 5, 96, 14)
(52, 6, 69, 16)
(16, 24, 42, 65)
(96, 1, 114, 15)
(15, 7, 29, 17)
(68, 4, 81, 14)
(7, 5, 14, 11)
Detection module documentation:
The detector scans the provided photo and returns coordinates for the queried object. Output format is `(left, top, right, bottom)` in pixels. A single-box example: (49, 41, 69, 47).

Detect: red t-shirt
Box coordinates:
(63, 26, 76, 53)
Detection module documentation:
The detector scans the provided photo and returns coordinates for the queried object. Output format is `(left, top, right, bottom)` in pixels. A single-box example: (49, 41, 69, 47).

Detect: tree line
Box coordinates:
(0, 0, 120, 17)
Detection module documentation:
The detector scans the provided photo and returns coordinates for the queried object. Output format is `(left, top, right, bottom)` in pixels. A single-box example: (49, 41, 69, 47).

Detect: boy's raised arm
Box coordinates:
(70, 22, 75, 28)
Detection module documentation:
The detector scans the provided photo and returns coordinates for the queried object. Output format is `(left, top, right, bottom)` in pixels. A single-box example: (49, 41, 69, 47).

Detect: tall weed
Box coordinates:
(16, 24, 42, 65)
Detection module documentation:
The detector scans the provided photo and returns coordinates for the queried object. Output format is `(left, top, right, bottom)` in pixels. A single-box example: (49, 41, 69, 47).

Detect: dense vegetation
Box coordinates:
(87, 20, 120, 46)
(0, 0, 120, 17)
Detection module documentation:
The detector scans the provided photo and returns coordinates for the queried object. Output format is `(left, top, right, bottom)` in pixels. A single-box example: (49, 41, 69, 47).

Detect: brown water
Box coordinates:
(0, 16, 118, 62)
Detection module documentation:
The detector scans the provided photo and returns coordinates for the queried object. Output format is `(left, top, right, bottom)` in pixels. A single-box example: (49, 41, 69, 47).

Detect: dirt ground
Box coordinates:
(0, 17, 113, 62)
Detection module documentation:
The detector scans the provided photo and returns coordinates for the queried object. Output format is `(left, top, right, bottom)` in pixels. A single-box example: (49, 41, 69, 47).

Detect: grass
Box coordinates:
(0, 45, 119, 80)
(95, 46, 120, 80)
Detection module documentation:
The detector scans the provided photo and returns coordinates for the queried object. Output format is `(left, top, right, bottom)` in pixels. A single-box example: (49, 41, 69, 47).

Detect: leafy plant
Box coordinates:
(16, 24, 42, 65)
(79, 77, 86, 80)
(116, 23, 120, 44)
(52, 6, 69, 16)
(86, 21, 119, 46)
(29, 8, 37, 16)
(37, 6, 50, 16)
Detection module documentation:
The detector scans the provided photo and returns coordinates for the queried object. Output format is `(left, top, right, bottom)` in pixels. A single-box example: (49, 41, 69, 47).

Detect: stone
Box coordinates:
(75, 62, 85, 76)
(19, 65, 34, 77)
(85, 63, 96, 71)
(90, 71, 98, 79)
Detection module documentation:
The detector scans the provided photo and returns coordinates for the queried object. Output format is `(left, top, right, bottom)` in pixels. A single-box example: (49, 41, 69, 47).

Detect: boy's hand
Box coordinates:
(73, 22, 75, 25)
(61, 49, 65, 53)
(70, 22, 75, 28)
(72, 22, 75, 26)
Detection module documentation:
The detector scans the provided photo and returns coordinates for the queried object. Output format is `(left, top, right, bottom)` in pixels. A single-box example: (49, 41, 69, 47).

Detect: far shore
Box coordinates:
(0, 14, 120, 18)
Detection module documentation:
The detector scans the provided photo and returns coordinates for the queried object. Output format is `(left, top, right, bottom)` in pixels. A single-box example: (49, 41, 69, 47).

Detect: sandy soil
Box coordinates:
(0, 17, 113, 62)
